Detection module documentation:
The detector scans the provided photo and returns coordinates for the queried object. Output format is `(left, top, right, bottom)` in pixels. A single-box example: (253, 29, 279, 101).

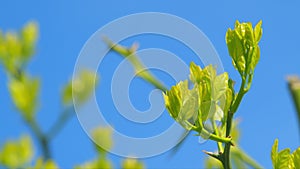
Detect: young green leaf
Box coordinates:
(32, 158, 59, 169)
(0, 135, 33, 168)
(92, 126, 113, 153)
(122, 158, 144, 169)
(163, 80, 199, 130)
(226, 20, 263, 91)
(271, 139, 295, 169)
(62, 70, 99, 106)
(292, 147, 300, 169)
(8, 75, 40, 121)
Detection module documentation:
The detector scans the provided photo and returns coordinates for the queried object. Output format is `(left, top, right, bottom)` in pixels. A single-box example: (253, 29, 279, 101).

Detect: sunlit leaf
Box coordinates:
(21, 21, 38, 58)
(92, 126, 113, 153)
(163, 80, 199, 130)
(31, 158, 59, 169)
(122, 158, 144, 169)
(9, 75, 39, 120)
(271, 139, 294, 169)
(62, 70, 99, 105)
(226, 20, 262, 90)
(0, 135, 33, 168)
(75, 158, 112, 169)
(292, 147, 300, 169)
(271, 139, 278, 167)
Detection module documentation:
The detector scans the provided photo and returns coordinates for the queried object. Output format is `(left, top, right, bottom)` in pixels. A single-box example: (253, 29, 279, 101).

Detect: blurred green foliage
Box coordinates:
(62, 70, 99, 106)
(9, 75, 40, 121)
(0, 21, 143, 169)
(0, 135, 33, 168)
(271, 139, 300, 169)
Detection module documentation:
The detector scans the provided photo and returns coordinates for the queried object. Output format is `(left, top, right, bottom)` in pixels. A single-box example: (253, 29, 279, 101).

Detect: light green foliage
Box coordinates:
(226, 20, 262, 90)
(8, 75, 40, 121)
(292, 147, 300, 169)
(0, 22, 38, 75)
(163, 80, 199, 130)
(62, 70, 99, 105)
(163, 62, 233, 135)
(74, 158, 113, 169)
(76, 127, 145, 169)
(31, 158, 59, 169)
(0, 135, 33, 168)
(271, 139, 300, 169)
(122, 158, 145, 169)
(92, 126, 113, 153)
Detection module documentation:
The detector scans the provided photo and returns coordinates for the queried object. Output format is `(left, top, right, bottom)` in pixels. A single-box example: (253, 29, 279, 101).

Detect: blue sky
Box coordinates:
(1, 0, 300, 168)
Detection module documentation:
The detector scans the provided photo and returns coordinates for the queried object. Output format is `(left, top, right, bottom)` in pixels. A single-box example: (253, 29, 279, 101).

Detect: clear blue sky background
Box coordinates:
(1, 0, 300, 168)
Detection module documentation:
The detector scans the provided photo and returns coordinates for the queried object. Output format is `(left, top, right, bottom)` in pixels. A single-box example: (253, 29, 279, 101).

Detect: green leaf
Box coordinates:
(277, 149, 293, 169)
(189, 62, 202, 84)
(31, 158, 59, 169)
(62, 70, 99, 105)
(0, 21, 39, 78)
(0, 135, 33, 168)
(163, 80, 200, 130)
(271, 139, 294, 169)
(9, 75, 40, 120)
(254, 20, 263, 43)
(271, 139, 279, 167)
(226, 20, 263, 90)
(292, 147, 300, 169)
(75, 158, 112, 169)
(213, 72, 229, 100)
(92, 126, 113, 153)
(122, 158, 144, 169)
(165, 62, 234, 137)
(21, 21, 38, 58)
(226, 28, 245, 74)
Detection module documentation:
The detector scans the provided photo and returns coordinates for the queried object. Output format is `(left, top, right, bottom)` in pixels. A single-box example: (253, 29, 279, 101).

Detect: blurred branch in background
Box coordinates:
(287, 75, 300, 137)
(0, 22, 97, 168)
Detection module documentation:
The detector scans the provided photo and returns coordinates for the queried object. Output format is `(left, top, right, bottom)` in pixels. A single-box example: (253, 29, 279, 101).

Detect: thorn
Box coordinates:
(203, 150, 220, 160)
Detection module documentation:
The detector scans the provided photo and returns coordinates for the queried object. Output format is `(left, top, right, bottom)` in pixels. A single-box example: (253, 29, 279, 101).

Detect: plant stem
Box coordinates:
(26, 118, 51, 159)
(103, 37, 167, 92)
(221, 79, 247, 169)
(47, 107, 74, 140)
(211, 119, 224, 153)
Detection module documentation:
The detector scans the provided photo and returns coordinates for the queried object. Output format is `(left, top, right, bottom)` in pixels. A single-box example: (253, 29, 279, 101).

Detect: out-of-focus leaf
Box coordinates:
(75, 158, 112, 169)
(62, 70, 99, 105)
(9, 75, 39, 120)
(21, 21, 38, 58)
(31, 158, 59, 169)
(92, 126, 113, 153)
(0, 22, 38, 75)
(122, 158, 144, 169)
(0, 135, 33, 168)
(204, 156, 222, 169)
(292, 147, 300, 169)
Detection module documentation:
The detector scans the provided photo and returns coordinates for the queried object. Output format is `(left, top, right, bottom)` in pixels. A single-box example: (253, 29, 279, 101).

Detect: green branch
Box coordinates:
(103, 37, 167, 92)
(47, 107, 74, 140)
